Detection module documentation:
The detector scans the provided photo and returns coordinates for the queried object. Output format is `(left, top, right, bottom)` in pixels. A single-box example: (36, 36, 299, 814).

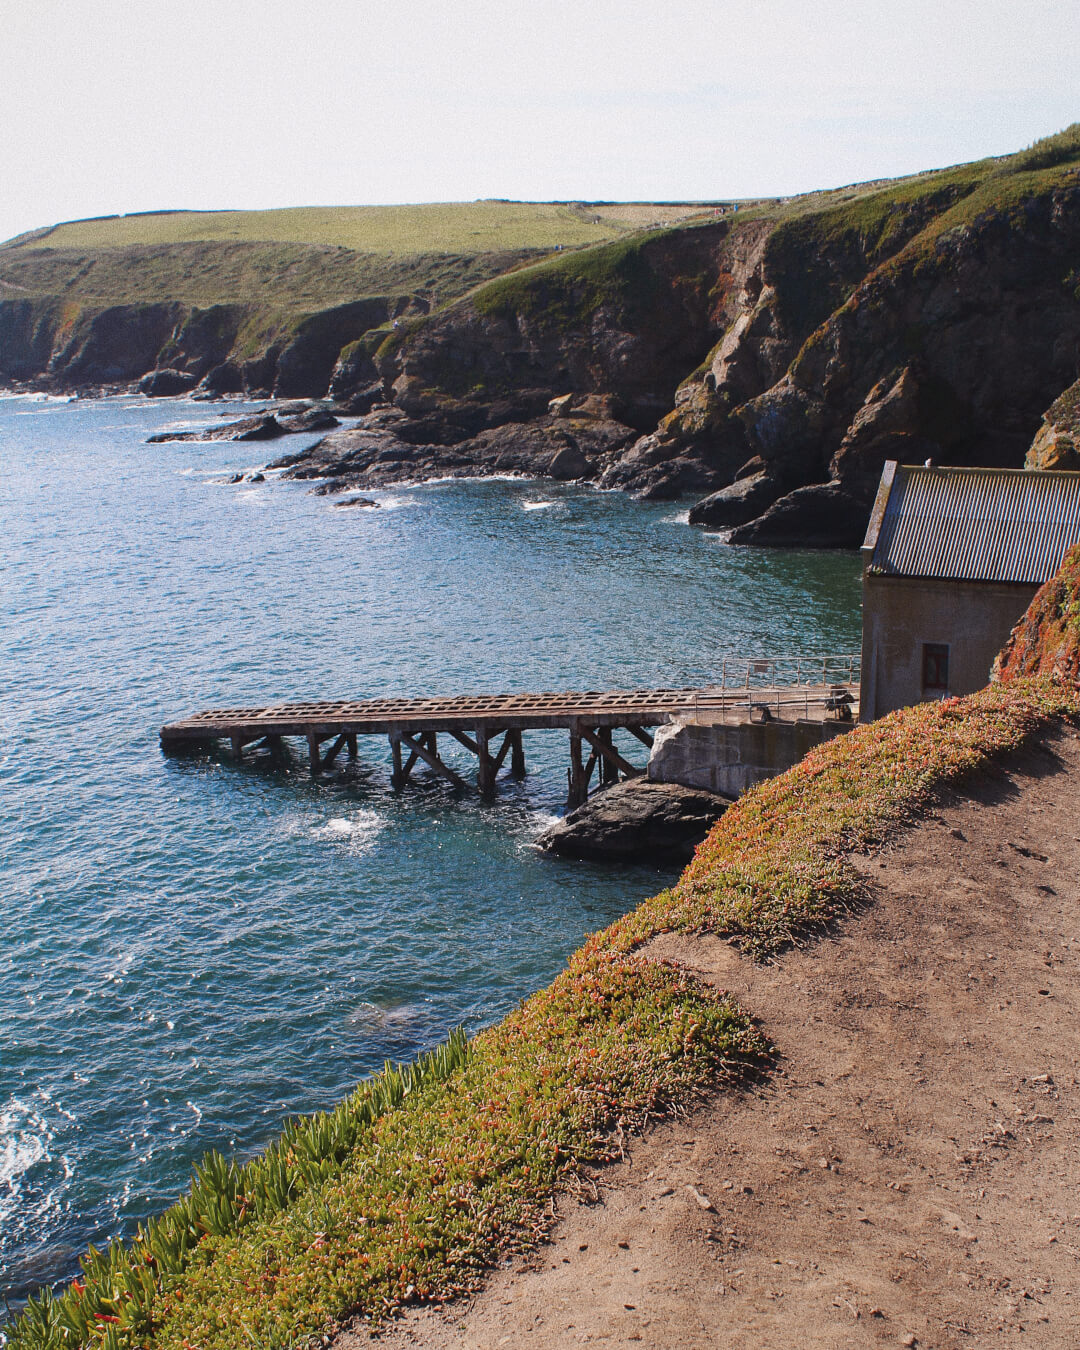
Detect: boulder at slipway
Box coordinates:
(536, 779, 732, 862)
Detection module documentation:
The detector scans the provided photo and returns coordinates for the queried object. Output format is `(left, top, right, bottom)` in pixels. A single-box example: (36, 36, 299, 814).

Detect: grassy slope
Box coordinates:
(783, 124, 1080, 369)
(0, 202, 713, 331)
(12, 548, 1080, 1350)
(0, 242, 553, 310)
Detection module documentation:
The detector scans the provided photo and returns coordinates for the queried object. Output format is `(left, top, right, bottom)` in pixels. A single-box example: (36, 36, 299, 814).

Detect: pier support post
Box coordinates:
(476, 726, 495, 798)
(597, 727, 618, 784)
(307, 733, 322, 777)
(509, 729, 526, 778)
(390, 733, 404, 789)
(347, 733, 357, 759)
(568, 728, 586, 807)
(231, 735, 245, 762)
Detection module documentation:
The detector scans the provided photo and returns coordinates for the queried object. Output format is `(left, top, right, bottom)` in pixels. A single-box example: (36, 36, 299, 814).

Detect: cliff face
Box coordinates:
(371, 223, 754, 440)
(0, 294, 414, 397)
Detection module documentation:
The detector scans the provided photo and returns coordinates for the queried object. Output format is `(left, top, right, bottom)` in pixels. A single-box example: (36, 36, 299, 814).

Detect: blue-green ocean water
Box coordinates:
(0, 394, 861, 1300)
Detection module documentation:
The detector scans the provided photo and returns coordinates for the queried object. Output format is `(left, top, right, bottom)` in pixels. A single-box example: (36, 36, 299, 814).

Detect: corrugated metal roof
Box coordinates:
(865, 463, 1080, 584)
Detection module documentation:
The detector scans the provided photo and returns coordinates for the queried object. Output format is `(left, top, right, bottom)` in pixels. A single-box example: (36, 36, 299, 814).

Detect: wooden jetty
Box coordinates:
(160, 676, 857, 806)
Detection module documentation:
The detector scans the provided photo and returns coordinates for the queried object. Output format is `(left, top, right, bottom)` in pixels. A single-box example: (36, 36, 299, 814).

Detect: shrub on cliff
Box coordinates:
(993, 542, 1080, 687)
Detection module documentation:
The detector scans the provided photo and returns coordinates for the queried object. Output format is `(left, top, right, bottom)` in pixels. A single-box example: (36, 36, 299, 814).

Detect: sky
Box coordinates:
(1, 0, 1078, 243)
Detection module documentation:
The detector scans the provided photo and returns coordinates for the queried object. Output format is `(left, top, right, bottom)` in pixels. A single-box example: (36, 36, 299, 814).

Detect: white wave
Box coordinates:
(661, 508, 691, 525)
(0, 1097, 58, 1237)
(155, 418, 222, 433)
(521, 499, 555, 512)
(2, 390, 77, 405)
(0, 1098, 51, 1190)
(410, 472, 530, 487)
(525, 810, 561, 834)
(311, 809, 385, 854)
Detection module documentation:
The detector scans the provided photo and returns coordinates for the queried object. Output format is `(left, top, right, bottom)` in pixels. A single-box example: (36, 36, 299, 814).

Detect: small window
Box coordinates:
(923, 642, 950, 693)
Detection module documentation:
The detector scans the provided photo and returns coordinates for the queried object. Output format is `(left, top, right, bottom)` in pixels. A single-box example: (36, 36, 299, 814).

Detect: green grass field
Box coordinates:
(6, 201, 715, 256)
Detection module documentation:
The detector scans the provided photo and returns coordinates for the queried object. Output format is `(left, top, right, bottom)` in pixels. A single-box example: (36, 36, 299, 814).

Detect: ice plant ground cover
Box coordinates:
(10, 553, 1080, 1350)
(994, 543, 1080, 686)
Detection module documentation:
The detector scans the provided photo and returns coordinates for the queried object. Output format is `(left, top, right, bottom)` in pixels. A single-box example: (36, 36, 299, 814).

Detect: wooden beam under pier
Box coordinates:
(579, 726, 642, 782)
(398, 730, 469, 790)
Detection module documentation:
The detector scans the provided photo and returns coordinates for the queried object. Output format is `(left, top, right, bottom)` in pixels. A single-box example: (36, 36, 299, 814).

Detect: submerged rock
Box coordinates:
(536, 779, 732, 862)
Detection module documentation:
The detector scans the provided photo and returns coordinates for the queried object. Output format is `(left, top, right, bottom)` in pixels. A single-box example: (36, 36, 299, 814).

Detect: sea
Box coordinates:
(0, 393, 861, 1302)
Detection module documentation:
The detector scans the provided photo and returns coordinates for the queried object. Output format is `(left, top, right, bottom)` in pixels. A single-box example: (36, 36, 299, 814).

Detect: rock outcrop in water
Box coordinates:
(535, 779, 733, 862)
(5, 128, 1080, 546)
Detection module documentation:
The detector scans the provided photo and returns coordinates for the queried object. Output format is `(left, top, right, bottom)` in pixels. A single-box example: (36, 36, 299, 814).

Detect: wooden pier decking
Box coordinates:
(160, 680, 857, 805)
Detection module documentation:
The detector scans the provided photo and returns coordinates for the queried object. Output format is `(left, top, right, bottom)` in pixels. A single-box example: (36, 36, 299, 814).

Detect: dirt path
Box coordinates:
(341, 726, 1080, 1349)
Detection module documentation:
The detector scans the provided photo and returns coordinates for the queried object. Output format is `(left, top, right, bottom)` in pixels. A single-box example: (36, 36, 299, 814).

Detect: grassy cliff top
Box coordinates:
(2, 201, 715, 256)
(2, 127, 1076, 340)
(0, 201, 720, 312)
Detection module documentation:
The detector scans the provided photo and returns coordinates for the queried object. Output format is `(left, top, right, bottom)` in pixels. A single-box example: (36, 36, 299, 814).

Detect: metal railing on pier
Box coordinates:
(688, 654, 861, 723)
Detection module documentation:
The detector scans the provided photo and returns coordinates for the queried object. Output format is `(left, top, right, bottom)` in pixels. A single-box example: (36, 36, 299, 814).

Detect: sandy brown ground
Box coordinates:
(338, 725, 1080, 1349)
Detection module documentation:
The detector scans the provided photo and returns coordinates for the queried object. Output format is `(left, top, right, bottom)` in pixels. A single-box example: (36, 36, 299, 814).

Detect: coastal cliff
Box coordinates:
(362, 128, 1080, 543)
(4, 130, 1080, 545)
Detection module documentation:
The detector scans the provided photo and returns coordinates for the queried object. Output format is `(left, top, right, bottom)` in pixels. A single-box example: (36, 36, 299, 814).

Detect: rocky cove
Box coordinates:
(4, 129, 1080, 546)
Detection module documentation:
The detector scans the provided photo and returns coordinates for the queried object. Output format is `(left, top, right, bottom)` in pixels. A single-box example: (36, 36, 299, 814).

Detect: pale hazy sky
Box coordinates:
(1, 0, 1077, 243)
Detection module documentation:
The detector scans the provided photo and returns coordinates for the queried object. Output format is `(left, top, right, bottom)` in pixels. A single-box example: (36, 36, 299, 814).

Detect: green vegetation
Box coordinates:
(763, 163, 990, 336)
(782, 125, 1080, 377)
(753, 124, 1080, 344)
(0, 202, 712, 358)
(10, 957, 759, 1350)
(0, 241, 552, 311)
(994, 543, 1080, 686)
(472, 231, 666, 326)
(11, 551, 1080, 1349)
(10, 203, 632, 255)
